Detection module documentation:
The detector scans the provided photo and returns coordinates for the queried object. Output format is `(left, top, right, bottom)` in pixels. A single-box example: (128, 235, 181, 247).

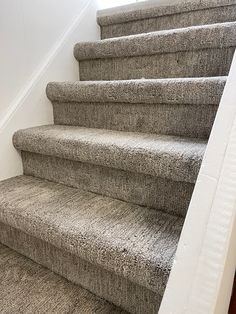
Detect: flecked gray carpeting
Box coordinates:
(0, 243, 127, 314)
(97, 0, 236, 38)
(0, 0, 235, 313)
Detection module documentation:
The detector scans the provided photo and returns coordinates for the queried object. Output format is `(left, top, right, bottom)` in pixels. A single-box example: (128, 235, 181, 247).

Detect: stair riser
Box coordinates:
(53, 102, 218, 139)
(79, 47, 234, 81)
(101, 6, 236, 39)
(22, 152, 194, 217)
(0, 223, 159, 314)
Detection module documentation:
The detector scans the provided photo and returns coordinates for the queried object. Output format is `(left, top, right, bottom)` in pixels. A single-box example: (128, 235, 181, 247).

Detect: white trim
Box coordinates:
(160, 51, 236, 313)
(0, 0, 92, 133)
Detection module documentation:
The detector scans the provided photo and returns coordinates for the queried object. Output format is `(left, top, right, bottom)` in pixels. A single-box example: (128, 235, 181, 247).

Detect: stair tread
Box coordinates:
(74, 22, 236, 61)
(0, 175, 184, 294)
(97, 0, 236, 26)
(47, 77, 226, 105)
(1, 0, 233, 312)
(0, 243, 127, 314)
(13, 125, 206, 183)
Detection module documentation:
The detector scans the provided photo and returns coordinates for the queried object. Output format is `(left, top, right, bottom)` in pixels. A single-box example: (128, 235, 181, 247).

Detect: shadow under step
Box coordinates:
(13, 125, 206, 217)
(47, 77, 226, 139)
(0, 175, 184, 313)
(0, 243, 127, 314)
(97, 0, 236, 39)
(74, 22, 236, 80)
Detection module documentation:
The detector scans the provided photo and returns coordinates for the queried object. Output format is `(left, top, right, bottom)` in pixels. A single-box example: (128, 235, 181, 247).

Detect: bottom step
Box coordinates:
(0, 243, 127, 314)
(0, 175, 178, 313)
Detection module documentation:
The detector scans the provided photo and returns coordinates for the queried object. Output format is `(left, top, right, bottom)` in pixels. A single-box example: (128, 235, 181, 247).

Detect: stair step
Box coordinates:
(13, 125, 206, 184)
(13, 125, 203, 216)
(47, 77, 226, 138)
(74, 22, 236, 80)
(0, 175, 184, 312)
(47, 77, 226, 105)
(0, 243, 127, 314)
(20, 151, 194, 217)
(1, 0, 232, 313)
(97, 0, 236, 38)
(0, 222, 159, 314)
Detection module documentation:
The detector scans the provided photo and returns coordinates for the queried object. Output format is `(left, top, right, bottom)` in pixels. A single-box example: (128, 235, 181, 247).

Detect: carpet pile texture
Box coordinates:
(0, 0, 235, 312)
(0, 243, 127, 314)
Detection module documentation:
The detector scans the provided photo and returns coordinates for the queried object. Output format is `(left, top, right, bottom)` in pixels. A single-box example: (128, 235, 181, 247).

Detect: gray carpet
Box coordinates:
(47, 78, 226, 105)
(0, 243, 127, 314)
(75, 22, 236, 80)
(98, 0, 236, 38)
(13, 125, 206, 183)
(74, 22, 236, 60)
(0, 175, 183, 294)
(0, 0, 234, 313)
(47, 78, 225, 138)
(21, 151, 195, 217)
(0, 223, 158, 314)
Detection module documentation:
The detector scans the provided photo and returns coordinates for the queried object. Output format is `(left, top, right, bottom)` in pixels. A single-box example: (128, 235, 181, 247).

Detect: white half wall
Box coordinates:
(0, 0, 101, 180)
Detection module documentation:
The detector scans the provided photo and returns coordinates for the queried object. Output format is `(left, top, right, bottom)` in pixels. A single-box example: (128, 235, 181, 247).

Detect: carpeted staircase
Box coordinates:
(0, 243, 126, 314)
(0, 0, 236, 313)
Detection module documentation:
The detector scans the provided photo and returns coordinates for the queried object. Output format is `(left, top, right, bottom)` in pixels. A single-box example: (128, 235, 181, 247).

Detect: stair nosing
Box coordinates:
(46, 77, 226, 105)
(74, 22, 236, 61)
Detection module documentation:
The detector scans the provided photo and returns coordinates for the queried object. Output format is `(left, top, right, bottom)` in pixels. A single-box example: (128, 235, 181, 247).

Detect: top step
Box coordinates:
(97, 0, 236, 39)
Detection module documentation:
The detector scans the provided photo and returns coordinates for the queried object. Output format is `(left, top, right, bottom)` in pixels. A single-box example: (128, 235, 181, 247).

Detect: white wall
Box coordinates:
(0, 0, 101, 180)
(97, 0, 138, 9)
(0, 0, 89, 118)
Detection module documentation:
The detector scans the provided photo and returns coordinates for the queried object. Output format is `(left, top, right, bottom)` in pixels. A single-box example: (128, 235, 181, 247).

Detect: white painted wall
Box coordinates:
(0, 0, 88, 118)
(0, 0, 102, 180)
(97, 0, 139, 9)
